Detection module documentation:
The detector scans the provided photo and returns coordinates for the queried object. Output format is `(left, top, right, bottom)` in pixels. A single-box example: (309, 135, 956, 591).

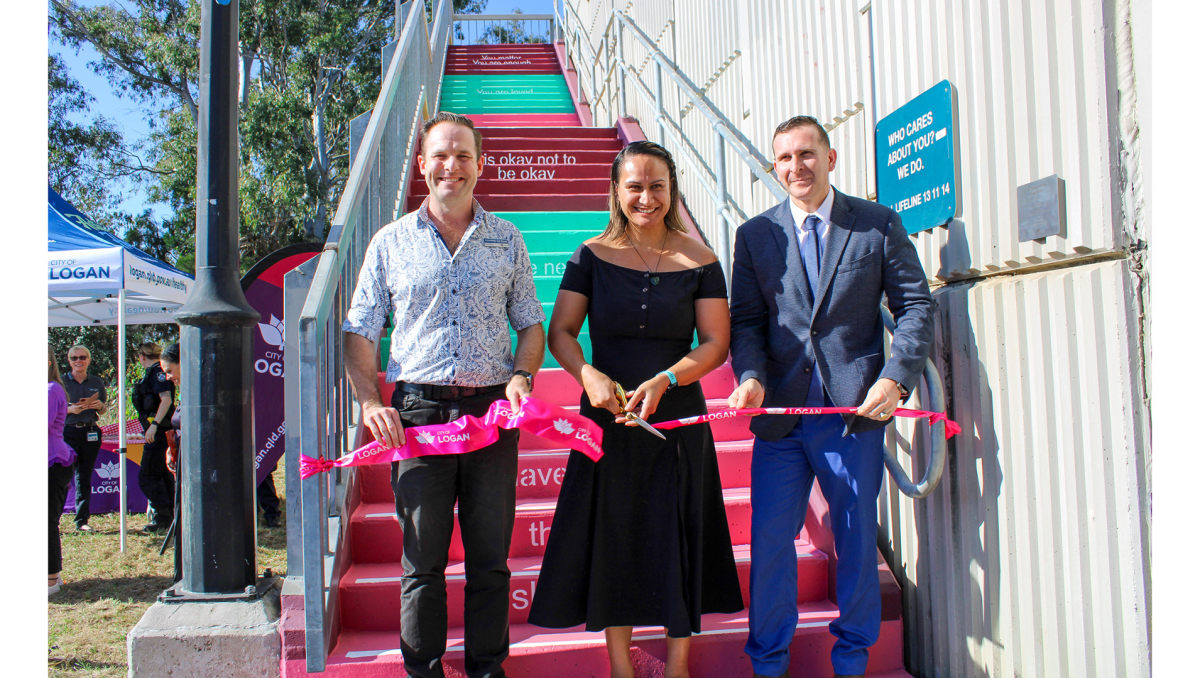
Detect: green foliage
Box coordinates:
(49, 0, 410, 274)
(49, 325, 178, 399)
(48, 53, 140, 234)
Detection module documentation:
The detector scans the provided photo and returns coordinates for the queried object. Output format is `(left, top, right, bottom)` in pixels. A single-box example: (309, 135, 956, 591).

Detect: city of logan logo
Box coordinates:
(258, 315, 285, 349)
(96, 461, 121, 480)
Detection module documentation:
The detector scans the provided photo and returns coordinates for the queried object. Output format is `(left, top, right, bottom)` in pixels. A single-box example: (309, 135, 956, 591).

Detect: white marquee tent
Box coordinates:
(48, 187, 193, 549)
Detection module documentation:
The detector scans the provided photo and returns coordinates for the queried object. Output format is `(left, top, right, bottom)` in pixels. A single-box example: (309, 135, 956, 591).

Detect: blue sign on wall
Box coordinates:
(875, 80, 961, 234)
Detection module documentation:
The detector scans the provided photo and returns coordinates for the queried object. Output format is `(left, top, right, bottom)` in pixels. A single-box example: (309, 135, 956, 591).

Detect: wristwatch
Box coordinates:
(896, 383, 910, 400)
(513, 370, 534, 388)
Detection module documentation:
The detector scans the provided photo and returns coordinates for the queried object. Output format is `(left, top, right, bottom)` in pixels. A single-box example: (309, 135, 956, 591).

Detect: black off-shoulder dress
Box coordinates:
(527, 244, 744, 638)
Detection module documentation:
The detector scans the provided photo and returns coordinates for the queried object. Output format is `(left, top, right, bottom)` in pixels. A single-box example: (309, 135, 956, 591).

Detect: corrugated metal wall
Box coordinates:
(562, 2, 1150, 677)
(882, 259, 1150, 678)
(872, 0, 1125, 283)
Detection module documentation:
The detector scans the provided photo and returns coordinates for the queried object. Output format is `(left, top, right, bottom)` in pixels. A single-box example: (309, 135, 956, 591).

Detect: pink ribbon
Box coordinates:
(299, 396, 604, 479)
(654, 406, 963, 439)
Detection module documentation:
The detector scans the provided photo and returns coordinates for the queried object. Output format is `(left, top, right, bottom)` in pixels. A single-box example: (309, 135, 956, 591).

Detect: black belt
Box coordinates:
(395, 382, 506, 401)
(66, 422, 98, 429)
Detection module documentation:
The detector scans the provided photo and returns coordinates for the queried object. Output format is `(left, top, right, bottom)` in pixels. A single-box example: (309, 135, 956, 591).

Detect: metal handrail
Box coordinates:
(881, 309, 948, 498)
(293, 0, 452, 671)
(450, 14, 554, 45)
(556, 2, 946, 499)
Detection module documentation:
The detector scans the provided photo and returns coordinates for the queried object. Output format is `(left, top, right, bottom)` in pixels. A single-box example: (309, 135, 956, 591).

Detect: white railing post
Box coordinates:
(616, 20, 627, 119)
(654, 59, 665, 146)
(713, 127, 731, 281)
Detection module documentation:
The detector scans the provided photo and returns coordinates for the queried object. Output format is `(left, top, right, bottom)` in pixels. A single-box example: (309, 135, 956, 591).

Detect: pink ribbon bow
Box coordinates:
(299, 396, 604, 479)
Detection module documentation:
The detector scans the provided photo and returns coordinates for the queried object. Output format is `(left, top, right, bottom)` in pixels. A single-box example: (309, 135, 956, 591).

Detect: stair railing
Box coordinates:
(553, 2, 947, 499)
(450, 13, 553, 45)
(289, 0, 452, 671)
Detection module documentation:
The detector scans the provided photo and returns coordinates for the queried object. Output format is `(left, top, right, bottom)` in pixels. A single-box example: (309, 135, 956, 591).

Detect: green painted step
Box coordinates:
(495, 211, 611, 232)
(439, 75, 575, 114)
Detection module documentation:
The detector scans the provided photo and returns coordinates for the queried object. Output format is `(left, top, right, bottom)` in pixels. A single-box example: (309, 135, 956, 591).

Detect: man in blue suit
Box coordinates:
(728, 115, 934, 678)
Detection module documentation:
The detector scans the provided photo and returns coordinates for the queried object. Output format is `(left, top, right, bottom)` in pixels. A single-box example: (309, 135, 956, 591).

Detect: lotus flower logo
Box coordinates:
(97, 461, 120, 480)
(258, 315, 285, 349)
(415, 432, 435, 445)
(552, 419, 574, 435)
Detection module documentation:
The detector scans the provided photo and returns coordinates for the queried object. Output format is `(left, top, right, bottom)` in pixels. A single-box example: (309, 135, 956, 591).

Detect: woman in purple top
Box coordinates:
(48, 346, 77, 595)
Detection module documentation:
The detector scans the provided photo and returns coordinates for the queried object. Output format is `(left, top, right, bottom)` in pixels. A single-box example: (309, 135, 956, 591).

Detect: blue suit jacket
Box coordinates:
(729, 189, 935, 441)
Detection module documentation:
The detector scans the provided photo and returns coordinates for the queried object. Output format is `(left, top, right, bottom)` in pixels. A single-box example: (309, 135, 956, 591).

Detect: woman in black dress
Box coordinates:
(528, 141, 743, 678)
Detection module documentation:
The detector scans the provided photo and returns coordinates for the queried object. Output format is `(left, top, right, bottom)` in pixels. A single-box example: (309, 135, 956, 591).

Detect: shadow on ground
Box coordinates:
(51, 576, 176, 605)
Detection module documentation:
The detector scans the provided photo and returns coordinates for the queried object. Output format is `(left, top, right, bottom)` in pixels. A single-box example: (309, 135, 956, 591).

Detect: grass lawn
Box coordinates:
(47, 466, 289, 677)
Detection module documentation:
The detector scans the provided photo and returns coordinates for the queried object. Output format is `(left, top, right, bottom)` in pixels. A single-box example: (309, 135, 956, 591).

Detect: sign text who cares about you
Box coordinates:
(874, 79, 961, 234)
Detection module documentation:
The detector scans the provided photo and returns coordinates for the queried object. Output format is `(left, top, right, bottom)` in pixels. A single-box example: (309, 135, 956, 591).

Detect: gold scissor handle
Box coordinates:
(613, 382, 633, 419)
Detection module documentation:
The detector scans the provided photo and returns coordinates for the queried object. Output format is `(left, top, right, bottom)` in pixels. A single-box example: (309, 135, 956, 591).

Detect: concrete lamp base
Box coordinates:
(127, 594, 281, 678)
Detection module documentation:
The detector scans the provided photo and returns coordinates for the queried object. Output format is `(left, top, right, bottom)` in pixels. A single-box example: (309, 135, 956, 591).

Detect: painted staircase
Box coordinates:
(282, 43, 910, 678)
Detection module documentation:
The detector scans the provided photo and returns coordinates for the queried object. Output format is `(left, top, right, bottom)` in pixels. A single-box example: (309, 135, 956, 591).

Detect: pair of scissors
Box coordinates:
(613, 382, 667, 440)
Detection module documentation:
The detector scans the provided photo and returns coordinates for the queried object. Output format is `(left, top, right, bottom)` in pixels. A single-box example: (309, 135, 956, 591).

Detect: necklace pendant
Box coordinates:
(650, 276, 660, 286)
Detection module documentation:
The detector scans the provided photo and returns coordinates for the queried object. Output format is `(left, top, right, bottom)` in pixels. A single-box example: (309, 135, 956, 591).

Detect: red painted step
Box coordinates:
(291, 608, 906, 678)
(466, 113, 581, 127)
(478, 149, 622, 165)
(350, 485, 759, 567)
(407, 194, 609, 213)
(475, 137, 622, 152)
(409, 177, 610, 197)
(338, 540, 827, 631)
(478, 163, 610, 180)
(472, 126, 616, 139)
(355, 438, 752, 503)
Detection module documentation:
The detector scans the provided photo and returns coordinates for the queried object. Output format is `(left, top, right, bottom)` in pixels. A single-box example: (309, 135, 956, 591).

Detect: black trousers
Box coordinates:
(63, 425, 102, 526)
(49, 462, 73, 574)
(138, 430, 175, 522)
(257, 462, 281, 519)
(390, 387, 518, 678)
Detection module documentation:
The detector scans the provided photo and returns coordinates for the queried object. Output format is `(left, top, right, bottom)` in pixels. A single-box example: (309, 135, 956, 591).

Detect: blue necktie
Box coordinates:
(800, 214, 822, 302)
(800, 214, 825, 407)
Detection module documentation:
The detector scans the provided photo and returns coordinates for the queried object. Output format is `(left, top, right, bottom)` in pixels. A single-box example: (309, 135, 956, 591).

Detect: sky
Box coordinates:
(50, 0, 557, 224)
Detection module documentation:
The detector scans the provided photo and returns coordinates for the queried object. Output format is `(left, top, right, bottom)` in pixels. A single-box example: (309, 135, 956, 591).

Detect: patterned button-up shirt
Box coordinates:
(343, 199, 545, 387)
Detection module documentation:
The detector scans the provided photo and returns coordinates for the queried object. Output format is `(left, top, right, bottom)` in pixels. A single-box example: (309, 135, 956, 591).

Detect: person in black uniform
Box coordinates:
(134, 342, 176, 533)
(528, 142, 743, 678)
(61, 344, 108, 533)
(159, 343, 183, 582)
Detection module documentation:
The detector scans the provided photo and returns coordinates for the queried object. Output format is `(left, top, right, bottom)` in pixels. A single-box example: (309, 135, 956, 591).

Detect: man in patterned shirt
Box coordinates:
(343, 112, 545, 678)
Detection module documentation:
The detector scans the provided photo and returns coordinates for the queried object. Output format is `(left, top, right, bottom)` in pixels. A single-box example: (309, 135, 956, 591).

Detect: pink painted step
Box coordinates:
(465, 113, 581, 127)
(349, 486, 756, 566)
(355, 437, 750, 503)
(338, 540, 827, 631)
(292, 605, 907, 678)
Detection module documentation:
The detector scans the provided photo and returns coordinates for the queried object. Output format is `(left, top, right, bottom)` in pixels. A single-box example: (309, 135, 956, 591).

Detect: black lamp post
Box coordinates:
(173, 0, 260, 596)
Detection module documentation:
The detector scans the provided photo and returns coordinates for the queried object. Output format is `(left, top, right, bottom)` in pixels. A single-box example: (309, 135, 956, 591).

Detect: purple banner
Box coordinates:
(241, 244, 322, 485)
(65, 442, 149, 515)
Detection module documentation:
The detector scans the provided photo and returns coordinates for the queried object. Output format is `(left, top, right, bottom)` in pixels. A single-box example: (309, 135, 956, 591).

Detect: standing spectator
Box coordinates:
(133, 343, 176, 533)
(62, 344, 107, 532)
(257, 463, 282, 528)
(49, 346, 76, 595)
(342, 112, 545, 678)
(159, 343, 184, 582)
